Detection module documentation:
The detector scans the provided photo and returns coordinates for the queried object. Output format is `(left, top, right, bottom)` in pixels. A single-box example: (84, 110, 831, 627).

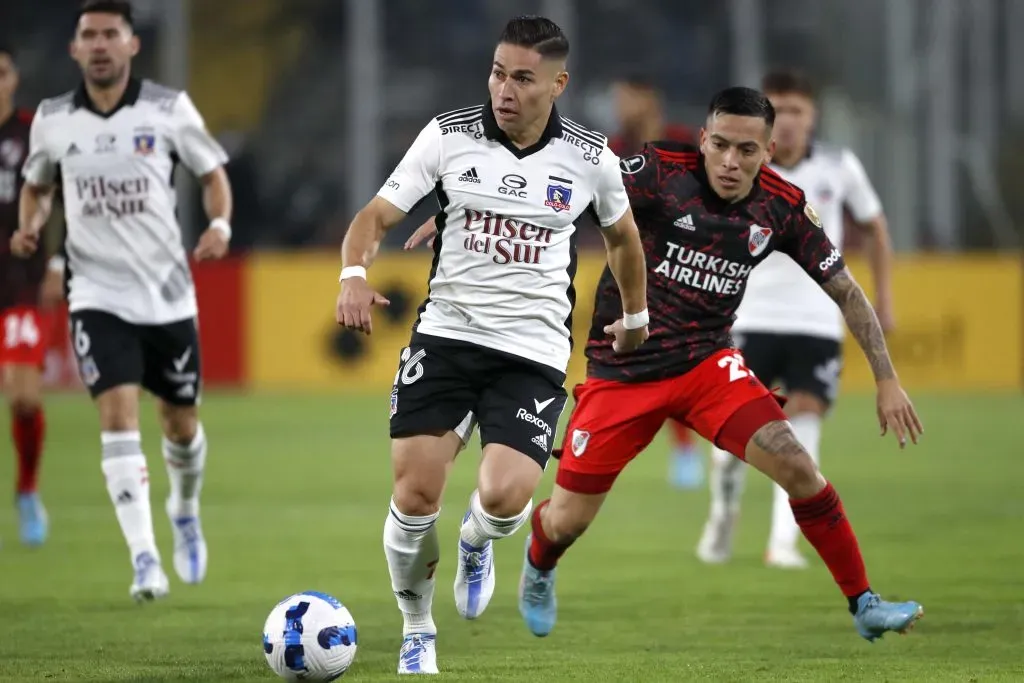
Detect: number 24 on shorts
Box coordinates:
(718, 352, 754, 382)
(3, 311, 41, 349)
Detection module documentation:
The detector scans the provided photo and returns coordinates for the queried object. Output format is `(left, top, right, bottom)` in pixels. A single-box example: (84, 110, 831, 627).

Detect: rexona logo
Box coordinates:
(818, 248, 842, 271)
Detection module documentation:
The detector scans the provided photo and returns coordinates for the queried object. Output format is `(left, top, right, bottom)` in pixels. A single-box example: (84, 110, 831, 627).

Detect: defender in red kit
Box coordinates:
(0, 43, 57, 547)
(519, 87, 924, 643)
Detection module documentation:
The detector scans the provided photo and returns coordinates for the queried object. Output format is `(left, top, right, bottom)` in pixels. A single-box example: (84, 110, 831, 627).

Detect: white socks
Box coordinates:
(163, 424, 208, 518)
(101, 431, 157, 561)
(769, 414, 822, 550)
(708, 445, 746, 522)
(459, 489, 532, 548)
(383, 499, 440, 636)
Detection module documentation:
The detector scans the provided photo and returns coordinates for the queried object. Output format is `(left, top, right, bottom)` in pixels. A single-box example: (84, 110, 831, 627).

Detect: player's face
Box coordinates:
(700, 113, 775, 202)
(0, 54, 17, 107)
(767, 91, 815, 153)
(71, 12, 140, 88)
(489, 43, 568, 135)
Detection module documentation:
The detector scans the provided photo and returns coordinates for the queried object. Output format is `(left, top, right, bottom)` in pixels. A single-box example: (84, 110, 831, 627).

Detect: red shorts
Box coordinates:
(0, 306, 49, 368)
(555, 348, 787, 494)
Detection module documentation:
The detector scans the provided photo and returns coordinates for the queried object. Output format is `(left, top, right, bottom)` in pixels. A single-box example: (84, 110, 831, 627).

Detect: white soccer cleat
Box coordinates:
(166, 501, 208, 584)
(454, 535, 495, 619)
(696, 513, 736, 564)
(129, 551, 170, 602)
(398, 633, 438, 675)
(765, 545, 809, 570)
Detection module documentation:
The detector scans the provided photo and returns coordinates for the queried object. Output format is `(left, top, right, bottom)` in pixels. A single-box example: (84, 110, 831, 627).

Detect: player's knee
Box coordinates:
(542, 500, 591, 544)
(160, 405, 198, 445)
(784, 392, 827, 417)
(476, 480, 534, 519)
(391, 482, 441, 517)
(8, 394, 42, 416)
(747, 420, 822, 497)
(774, 452, 820, 497)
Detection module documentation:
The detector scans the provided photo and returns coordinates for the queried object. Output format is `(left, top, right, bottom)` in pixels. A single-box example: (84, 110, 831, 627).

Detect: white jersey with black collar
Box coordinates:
(378, 102, 630, 374)
(23, 78, 229, 325)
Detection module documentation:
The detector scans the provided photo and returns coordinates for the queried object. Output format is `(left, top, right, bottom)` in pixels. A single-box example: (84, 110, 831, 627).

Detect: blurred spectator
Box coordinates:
(608, 75, 696, 157)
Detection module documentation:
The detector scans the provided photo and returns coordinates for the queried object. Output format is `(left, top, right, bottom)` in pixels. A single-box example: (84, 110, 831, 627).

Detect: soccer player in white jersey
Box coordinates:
(336, 15, 649, 675)
(9, 0, 232, 601)
(697, 68, 896, 569)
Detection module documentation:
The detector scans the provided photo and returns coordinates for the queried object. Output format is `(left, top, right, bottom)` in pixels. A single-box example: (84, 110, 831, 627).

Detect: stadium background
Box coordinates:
(2, 1, 1023, 681)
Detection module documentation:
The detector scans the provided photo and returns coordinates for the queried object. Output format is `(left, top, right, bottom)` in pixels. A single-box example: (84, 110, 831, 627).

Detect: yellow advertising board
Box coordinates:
(247, 252, 1022, 393)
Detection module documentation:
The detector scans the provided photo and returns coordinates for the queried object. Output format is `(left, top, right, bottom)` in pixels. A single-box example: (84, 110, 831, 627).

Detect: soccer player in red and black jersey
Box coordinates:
(518, 87, 924, 642)
(0, 43, 57, 546)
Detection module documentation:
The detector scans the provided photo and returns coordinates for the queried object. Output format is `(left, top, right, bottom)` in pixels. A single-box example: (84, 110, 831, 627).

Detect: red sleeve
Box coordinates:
(777, 200, 847, 284)
(618, 143, 661, 211)
(16, 108, 34, 126)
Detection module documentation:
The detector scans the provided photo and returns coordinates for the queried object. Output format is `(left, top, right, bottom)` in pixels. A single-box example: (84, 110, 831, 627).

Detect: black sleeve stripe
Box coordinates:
(436, 105, 484, 125)
(560, 116, 607, 148)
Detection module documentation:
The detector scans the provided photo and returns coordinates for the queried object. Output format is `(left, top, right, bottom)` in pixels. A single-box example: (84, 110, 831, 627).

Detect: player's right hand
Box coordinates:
(404, 217, 438, 250)
(603, 318, 649, 354)
(336, 276, 390, 335)
(9, 229, 40, 258)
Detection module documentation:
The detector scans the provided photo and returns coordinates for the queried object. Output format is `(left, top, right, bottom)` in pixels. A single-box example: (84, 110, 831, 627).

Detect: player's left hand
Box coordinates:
(404, 217, 438, 250)
(604, 318, 649, 354)
(875, 378, 923, 448)
(193, 227, 230, 261)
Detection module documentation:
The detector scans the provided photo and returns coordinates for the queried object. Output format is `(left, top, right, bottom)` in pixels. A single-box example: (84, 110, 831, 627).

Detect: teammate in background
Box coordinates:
(607, 75, 704, 490)
(697, 69, 896, 570)
(0, 43, 60, 546)
(516, 87, 923, 642)
(337, 15, 648, 675)
(10, 0, 232, 601)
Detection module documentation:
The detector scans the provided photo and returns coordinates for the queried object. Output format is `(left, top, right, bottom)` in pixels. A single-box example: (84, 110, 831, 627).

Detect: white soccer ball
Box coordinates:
(262, 591, 358, 681)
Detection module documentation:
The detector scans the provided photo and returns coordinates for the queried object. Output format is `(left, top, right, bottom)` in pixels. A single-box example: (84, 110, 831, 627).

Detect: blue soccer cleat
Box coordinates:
(853, 591, 923, 642)
(518, 534, 558, 637)
(17, 492, 48, 546)
(398, 633, 437, 675)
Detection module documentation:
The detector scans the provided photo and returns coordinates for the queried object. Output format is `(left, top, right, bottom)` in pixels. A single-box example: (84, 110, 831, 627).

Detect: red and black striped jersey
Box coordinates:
(585, 141, 845, 383)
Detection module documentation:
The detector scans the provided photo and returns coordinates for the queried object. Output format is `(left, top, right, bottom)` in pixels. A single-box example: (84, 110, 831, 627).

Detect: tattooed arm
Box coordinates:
(821, 268, 896, 381)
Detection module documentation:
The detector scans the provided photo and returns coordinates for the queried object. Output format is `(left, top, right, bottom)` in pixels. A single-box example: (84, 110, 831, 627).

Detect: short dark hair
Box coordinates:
(614, 74, 659, 92)
(707, 86, 775, 127)
(0, 42, 15, 63)
(78, 0, 134, 29)
(498, 15, 569, 60)
(761, 68, 816, 99)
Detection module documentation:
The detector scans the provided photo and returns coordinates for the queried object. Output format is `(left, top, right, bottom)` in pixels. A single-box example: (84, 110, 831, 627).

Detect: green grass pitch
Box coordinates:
(0, 391, 1022, 681)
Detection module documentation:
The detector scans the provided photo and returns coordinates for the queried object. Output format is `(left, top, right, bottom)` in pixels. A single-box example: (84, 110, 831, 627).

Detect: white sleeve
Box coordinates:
(170, 92, 229, 177)
(591, 146, 631, 227)
(21, 109, 57, 186)
(841, 148, 883, 223)
(376, 119, 443, 212)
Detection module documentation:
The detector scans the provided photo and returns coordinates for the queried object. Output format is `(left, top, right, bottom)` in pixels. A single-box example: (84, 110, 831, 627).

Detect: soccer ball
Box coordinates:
(262, 591, 358, 681)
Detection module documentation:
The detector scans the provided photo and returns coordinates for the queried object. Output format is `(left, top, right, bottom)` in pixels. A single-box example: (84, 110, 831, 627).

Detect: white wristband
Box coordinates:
(339, 265, 367, 282)
(47, 255, 66, 273)
(622, 308, 649, 330)
(209, 217, 232, 240)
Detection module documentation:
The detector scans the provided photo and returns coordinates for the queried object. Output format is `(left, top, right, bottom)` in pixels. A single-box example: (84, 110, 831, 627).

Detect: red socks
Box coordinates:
(527, 500, 572, 571)
(791, 482, 870, 598)
(12, 407, 45, 494)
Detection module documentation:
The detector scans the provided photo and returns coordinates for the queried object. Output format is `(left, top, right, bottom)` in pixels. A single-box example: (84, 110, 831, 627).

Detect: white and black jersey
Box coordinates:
(377, 102, 630, 374)
(733, 143, 882, 341)
(22, 78, 229, 325)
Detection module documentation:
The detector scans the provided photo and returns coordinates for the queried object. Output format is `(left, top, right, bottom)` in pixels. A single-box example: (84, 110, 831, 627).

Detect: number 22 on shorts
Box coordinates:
(718, 352, 754, 382)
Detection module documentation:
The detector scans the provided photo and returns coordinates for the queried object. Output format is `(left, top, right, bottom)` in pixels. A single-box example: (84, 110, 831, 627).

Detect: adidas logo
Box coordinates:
(116, 490, 134, 504)
(458, 167, 481, 183)
(394, 589, 422, 601)
(531, 433, 548, 450)
(66, 143, 81, 156)
(176, 383, 195, 399)
(673, 214, 696, 231)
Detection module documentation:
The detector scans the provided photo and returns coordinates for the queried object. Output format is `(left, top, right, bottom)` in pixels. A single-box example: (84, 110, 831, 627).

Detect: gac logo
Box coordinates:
(818, 248, 842, 271)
